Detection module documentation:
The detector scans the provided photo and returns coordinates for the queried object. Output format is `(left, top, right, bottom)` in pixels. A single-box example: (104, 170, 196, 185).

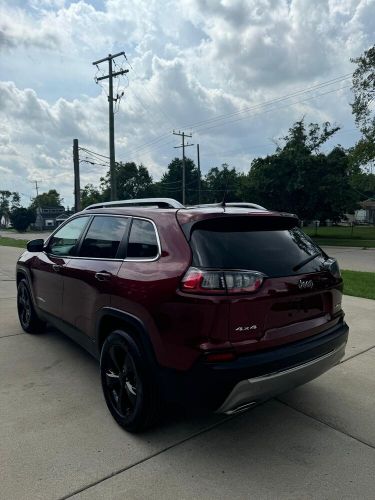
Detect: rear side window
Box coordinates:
(127, 219, 159, 259)
(189, 217, 324, 277)
(79, 216, 129, 259)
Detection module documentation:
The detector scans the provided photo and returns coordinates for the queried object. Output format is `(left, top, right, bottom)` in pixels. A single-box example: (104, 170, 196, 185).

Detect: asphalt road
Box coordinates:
(1, 246, 375, 499)
(323, 246, 375, 273)
(0, 231, 50, 240)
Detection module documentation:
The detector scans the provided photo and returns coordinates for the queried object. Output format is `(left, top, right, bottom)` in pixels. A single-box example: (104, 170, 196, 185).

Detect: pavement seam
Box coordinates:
(60, 392, 375, 500)
(58, 415, 236, 500)
(340, 344, 375, 364)
(277, 399, 375, 451)
(0, 332, 23, 339)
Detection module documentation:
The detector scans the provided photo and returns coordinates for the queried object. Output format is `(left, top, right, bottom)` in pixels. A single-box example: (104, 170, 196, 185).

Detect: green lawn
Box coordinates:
(313, 238, 375, 248)
(0, 237, 28, 249)
(304, 225, 375, 248)
(342, 270, 375, 300)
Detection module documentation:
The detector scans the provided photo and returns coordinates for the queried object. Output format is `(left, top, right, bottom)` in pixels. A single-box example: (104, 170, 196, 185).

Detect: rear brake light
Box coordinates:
(181, 267, 265, 294)
(324, 258, 341, 279)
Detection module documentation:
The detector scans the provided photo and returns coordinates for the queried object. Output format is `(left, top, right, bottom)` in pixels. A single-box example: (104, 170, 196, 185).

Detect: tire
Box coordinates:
(100, 330, 163, 432)
(17, 279, 46, 334)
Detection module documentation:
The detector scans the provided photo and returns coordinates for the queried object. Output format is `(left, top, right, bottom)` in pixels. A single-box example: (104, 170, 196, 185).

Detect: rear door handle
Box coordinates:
(52, 264, 62, 272)
(95, 271, 112, 282)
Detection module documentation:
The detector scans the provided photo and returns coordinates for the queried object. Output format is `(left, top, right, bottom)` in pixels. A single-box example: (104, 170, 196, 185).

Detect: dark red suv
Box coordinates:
(16, 198, 348, 432)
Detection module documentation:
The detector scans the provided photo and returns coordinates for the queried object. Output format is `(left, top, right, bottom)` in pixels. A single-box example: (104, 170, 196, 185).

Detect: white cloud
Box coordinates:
(0, 0, 372, 206)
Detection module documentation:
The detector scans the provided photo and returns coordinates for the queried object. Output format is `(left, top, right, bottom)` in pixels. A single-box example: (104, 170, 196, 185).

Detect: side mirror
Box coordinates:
(27, 239, 45, 252)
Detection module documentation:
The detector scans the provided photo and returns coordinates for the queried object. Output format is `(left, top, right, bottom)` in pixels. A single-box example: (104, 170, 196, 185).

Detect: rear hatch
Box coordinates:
(183, 213, 343, 353)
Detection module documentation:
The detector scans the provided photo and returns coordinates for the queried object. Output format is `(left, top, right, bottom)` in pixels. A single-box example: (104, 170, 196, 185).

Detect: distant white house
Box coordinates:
(34, 206, 71, 230)
(0, 214, 12, 228)
(360, 199, 375, 224)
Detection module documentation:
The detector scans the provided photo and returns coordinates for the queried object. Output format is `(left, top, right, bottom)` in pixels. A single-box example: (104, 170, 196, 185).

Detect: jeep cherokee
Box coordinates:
(16, 198, 349, 432)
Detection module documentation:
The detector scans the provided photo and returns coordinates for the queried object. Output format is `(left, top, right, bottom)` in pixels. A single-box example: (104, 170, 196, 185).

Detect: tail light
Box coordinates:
(323, 258, 341, 279)
(181, 267, 265, 294)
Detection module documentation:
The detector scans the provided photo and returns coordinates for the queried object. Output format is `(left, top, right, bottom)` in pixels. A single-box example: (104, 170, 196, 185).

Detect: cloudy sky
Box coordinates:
(0, 0, 373, 207)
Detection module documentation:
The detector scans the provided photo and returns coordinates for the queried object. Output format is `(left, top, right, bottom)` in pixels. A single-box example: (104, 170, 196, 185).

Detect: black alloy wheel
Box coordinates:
(17, 279, 45, 333)
(103, 343, 139, 418)
(100, 330, 162, 432)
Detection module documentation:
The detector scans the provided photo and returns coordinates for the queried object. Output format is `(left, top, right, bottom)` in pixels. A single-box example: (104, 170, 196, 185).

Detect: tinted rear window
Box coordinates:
(127, 219, 159, 259)
(190, 218, 325, 277)
(79, 216, 129, 259)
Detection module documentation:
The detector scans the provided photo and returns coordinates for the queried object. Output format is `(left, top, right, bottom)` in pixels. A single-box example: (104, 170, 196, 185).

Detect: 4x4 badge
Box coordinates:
(235, 325, 257, 332)
(298, 279, 314, 289)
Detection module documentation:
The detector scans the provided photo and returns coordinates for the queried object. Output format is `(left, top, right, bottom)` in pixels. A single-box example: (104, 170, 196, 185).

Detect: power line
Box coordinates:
(79, 74, 354, 170)
(195, 84, 351, 135)
(124, 53, 176, 129)
(125, 82, 351, 162)
(122, 76, 354, 161)
(183, 73, 352, 131)
(79, 147, 111, 161)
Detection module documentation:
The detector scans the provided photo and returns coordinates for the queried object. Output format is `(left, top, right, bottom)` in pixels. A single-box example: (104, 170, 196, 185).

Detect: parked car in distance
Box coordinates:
(16, 198, 349, 432)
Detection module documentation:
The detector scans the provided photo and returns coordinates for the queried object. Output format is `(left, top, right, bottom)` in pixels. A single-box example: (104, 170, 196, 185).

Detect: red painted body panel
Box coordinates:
(62, 258, 123, 337)
(28, 252, 69, 318)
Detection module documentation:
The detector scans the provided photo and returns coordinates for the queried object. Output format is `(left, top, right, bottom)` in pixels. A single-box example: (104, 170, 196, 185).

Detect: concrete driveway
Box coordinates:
(1, 246, 375, 499)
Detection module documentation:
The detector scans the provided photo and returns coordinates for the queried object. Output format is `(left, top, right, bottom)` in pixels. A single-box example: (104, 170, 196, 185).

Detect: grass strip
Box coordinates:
(0, 237, 28, 249)
(342, 270, 375, 300)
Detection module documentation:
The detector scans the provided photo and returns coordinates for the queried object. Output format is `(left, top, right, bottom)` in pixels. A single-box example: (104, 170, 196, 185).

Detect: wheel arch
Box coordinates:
(96, 308, 158, 368)
(16, 268, 28, 285)
(16, 267, 39, 309)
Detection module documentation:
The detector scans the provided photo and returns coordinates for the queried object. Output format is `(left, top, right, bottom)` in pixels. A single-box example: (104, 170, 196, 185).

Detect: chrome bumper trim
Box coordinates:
(216, 343, 346, 415)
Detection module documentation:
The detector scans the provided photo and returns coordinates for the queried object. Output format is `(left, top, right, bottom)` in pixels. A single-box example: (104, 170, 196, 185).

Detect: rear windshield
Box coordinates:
(189, 217, 325, 277)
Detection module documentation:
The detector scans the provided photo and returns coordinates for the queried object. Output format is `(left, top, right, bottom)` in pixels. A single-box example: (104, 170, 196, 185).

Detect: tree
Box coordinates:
(0, 191, 20, 227)
(350, 170, 375, 200)
(100, 162, 154, 200)
(9, 207, 36, 232)
(204, 164, 243, 203)
(81, 184, 103, 209)
(30, 190, 63, 211)
(350, 45, 375, 165)
(157, 157, 201, 205)
(248, 120, 357, 222)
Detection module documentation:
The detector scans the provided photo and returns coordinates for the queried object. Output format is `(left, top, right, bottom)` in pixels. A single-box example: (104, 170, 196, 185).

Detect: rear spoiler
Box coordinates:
(178, 212, 300, 241)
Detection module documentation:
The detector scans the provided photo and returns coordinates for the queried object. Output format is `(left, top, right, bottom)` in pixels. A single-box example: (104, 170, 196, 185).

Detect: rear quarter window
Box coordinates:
(126, 219, 159, 259)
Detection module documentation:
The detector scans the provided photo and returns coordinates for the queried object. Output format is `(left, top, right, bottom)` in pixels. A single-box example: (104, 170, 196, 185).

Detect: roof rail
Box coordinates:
(226, 202, 267, 210)
(187, 202, 267, 210)
(84, 198, 184, 210)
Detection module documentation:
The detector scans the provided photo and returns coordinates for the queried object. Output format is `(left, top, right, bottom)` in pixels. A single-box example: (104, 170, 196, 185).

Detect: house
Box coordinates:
(34, 206, 69, 230)
(359, 199, 375, 224)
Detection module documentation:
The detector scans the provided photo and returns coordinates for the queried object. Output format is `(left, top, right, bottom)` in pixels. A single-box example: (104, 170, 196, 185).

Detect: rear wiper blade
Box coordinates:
(293, 252, 321, 272)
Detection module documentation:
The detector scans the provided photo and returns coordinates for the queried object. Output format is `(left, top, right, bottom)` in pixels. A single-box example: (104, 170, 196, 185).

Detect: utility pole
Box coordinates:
(30, 180, 41, 200)
(73, 139, 81, 212)
(173, 130, 193, 205)
(92, 52, 129, 201)
(30, 179, 42, 210)
(197, 143, 201, 205)
(34, 180, 40, 198)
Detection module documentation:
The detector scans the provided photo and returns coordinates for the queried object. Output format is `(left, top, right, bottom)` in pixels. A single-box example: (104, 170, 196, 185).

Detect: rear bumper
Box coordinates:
(160, 320, 349, 412)
(217, 341, 345, 414)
